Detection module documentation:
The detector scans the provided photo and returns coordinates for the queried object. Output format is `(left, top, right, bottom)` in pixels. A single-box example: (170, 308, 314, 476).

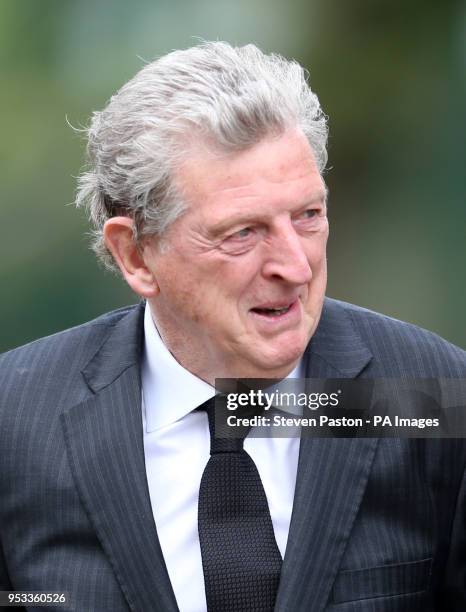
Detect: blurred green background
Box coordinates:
(1, 0, 465, 353)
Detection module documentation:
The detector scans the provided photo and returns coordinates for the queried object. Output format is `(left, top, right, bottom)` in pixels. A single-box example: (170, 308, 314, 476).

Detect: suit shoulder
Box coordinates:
(325, 297, 466, 376)
(0, 304, 141, 389)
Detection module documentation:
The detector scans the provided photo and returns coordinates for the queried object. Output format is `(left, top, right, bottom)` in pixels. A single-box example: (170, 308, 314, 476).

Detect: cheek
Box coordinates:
(160, 248, 258, 320)
(303, 245, 326, 273)
(207, 257, 258, 299)
(308, 229, 329, 267)
(164, 269, 232, 325)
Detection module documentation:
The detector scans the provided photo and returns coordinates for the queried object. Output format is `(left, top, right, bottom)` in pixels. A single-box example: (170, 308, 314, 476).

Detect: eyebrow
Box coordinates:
(208, 191, 328, 237)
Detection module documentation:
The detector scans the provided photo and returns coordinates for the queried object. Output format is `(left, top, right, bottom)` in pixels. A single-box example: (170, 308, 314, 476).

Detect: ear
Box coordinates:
(103, 217, 159, 298)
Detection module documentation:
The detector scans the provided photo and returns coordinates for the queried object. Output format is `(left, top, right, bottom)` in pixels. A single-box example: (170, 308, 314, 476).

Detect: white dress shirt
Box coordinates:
(141, 303, 301, 612)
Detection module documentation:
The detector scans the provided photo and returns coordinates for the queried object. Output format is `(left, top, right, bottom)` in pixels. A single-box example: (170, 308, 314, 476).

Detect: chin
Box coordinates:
(252, 342, 306, 377)
(278, 330, 310, 357)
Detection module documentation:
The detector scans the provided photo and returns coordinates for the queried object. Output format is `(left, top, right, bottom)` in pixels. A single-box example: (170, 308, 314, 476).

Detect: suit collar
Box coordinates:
(305, 297, 373, 378)
(82, 302, 145, 393)
(81, 297, 372, 392)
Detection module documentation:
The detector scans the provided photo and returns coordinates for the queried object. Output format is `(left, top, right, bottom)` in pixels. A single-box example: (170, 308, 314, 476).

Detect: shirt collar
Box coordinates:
(142, 303, 214, 432)
(142, 302, 304, 432)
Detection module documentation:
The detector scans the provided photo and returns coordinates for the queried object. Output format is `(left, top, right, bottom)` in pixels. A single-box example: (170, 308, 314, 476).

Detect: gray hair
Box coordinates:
(75, 41, 328, 271)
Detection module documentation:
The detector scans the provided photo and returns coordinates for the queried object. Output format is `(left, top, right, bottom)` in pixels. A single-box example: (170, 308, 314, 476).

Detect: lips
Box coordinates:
(248, 299, 303, 335)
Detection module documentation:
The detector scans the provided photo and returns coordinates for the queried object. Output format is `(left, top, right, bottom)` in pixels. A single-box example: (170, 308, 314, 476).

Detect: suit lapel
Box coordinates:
(61, 304, 179, 612)
(276, 299, 379, 612)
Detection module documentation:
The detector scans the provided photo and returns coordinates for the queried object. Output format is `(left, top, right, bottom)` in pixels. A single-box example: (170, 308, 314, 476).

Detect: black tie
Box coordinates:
(198, 396, 282, 612)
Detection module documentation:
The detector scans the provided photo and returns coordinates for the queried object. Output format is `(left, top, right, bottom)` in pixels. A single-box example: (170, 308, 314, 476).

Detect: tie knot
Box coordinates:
(199, 396, 248, 454)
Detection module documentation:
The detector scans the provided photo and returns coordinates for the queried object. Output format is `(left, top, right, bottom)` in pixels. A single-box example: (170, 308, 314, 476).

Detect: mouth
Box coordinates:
(251, 304, 292, 317)
(250, 299, 298, 320)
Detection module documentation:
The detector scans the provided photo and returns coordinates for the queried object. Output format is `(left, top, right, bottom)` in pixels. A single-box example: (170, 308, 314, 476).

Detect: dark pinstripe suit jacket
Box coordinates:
(0, 298, 465, 611)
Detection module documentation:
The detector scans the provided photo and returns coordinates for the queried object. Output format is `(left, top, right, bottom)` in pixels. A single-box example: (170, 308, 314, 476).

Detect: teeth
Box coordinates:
(258, 305, 290, 315)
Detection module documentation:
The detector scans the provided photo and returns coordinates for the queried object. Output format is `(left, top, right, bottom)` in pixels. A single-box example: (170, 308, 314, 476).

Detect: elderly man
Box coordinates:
(0, 42, 465, 612)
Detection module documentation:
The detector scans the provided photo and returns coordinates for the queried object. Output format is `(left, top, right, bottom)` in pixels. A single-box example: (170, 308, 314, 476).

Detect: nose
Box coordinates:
(261, 223, 312, 285)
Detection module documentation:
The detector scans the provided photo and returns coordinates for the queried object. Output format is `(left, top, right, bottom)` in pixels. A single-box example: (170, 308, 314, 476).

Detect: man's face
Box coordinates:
(145, 129, 329, 382)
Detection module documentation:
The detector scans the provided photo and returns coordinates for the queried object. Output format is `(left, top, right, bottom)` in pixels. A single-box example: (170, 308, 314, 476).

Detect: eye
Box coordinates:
(220, 226, 259, 255)
(295, 207, 324, 223)
(292, 207, 324, 232)
(231, 227, 253, 240)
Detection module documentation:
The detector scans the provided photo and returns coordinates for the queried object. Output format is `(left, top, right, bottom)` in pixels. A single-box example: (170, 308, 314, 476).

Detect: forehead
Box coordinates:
(174, 129, 326, 223)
